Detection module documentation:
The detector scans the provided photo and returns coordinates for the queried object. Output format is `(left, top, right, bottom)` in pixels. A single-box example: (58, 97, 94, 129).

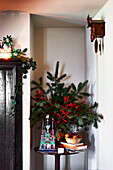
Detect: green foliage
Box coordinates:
(22, 57, 37, 78)
(55, 61, 59, 78)
(3, 35, 13, 46)
(0, 35, 37, 117)
(30, 61, 103, 133)
(10, 78, 22, 117)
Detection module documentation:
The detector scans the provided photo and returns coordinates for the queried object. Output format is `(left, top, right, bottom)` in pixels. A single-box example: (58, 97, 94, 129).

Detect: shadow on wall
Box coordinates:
(80, 81, 97, 170)
(79, 127, 96, 170)
(30, 28, 45, 170)
(30, 28, 56, 170)
(30, 26, 95, 170)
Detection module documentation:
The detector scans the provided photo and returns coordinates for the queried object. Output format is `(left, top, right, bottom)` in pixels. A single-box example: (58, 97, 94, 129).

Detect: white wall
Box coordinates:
(0, 13, 31, 170)
(33, 27, 86, 170)
(85, 25, 100, 170)
(34, 28, 85, 84)
(86, 0, 113, 169)
(30, 15, 39, 170)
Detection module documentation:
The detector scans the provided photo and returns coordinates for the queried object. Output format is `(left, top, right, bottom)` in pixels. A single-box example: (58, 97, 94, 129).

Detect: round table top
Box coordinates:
(34, 146, 82, 156)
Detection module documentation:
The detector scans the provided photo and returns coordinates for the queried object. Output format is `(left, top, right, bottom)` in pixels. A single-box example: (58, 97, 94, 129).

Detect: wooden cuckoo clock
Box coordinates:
(87, 15, 105, 54)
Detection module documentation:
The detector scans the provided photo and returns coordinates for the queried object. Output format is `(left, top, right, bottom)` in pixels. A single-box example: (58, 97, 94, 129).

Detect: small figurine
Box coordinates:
(39, 115, 56, 151)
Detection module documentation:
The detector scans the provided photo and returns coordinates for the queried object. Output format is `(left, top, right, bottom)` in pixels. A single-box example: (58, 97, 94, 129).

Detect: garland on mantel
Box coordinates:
(0, 35, 37, 116)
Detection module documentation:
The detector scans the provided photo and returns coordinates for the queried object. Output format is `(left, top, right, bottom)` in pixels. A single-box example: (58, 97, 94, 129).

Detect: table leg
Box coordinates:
(55, 154, 60, 170)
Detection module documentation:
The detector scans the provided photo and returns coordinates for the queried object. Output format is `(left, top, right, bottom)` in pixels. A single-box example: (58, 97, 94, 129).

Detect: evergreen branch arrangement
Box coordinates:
(0, 35, 37, 116)
(30, 61, 103, 136)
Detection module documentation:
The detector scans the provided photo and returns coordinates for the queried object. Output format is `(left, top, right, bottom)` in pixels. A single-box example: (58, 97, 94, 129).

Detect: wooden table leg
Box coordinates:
(55, 154, 60, 170)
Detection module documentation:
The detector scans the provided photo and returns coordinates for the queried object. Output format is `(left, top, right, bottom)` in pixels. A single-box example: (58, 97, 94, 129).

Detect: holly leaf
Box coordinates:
(90, 102, 98, 109)
(13, 101, 16, 105)
(79, 118, 83, 125)
(71, 83, 76, 91)
(32, 66, 37, 71)
(94, 120, 98, 128)
(23, 48, 28, 53)
(80, 92, 90, 97)
(77, 95, 83, 99)
(47, 71, 54, 79)
(82, 80, 88, 88)
(57, 74, 67, 82)
(39, 77, 43, 85)
(47, 75, 54, 81)
(77, 80, 88, 92)
(11, 96, 14, 100)
(55, 61, 59, 78)
(23, 75, 27, 79)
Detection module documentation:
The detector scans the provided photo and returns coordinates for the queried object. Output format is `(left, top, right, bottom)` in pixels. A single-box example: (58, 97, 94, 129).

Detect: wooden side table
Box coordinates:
(34, 146, 83, 170)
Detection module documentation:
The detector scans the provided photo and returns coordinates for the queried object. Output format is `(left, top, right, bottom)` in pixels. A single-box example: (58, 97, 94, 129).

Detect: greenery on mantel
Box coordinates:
(30, 61, 103, 136)
(0, 35, 37, 116)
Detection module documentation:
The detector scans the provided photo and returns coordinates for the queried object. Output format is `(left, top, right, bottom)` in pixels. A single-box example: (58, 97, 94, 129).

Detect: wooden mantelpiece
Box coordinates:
(0, 58, 22, 170)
